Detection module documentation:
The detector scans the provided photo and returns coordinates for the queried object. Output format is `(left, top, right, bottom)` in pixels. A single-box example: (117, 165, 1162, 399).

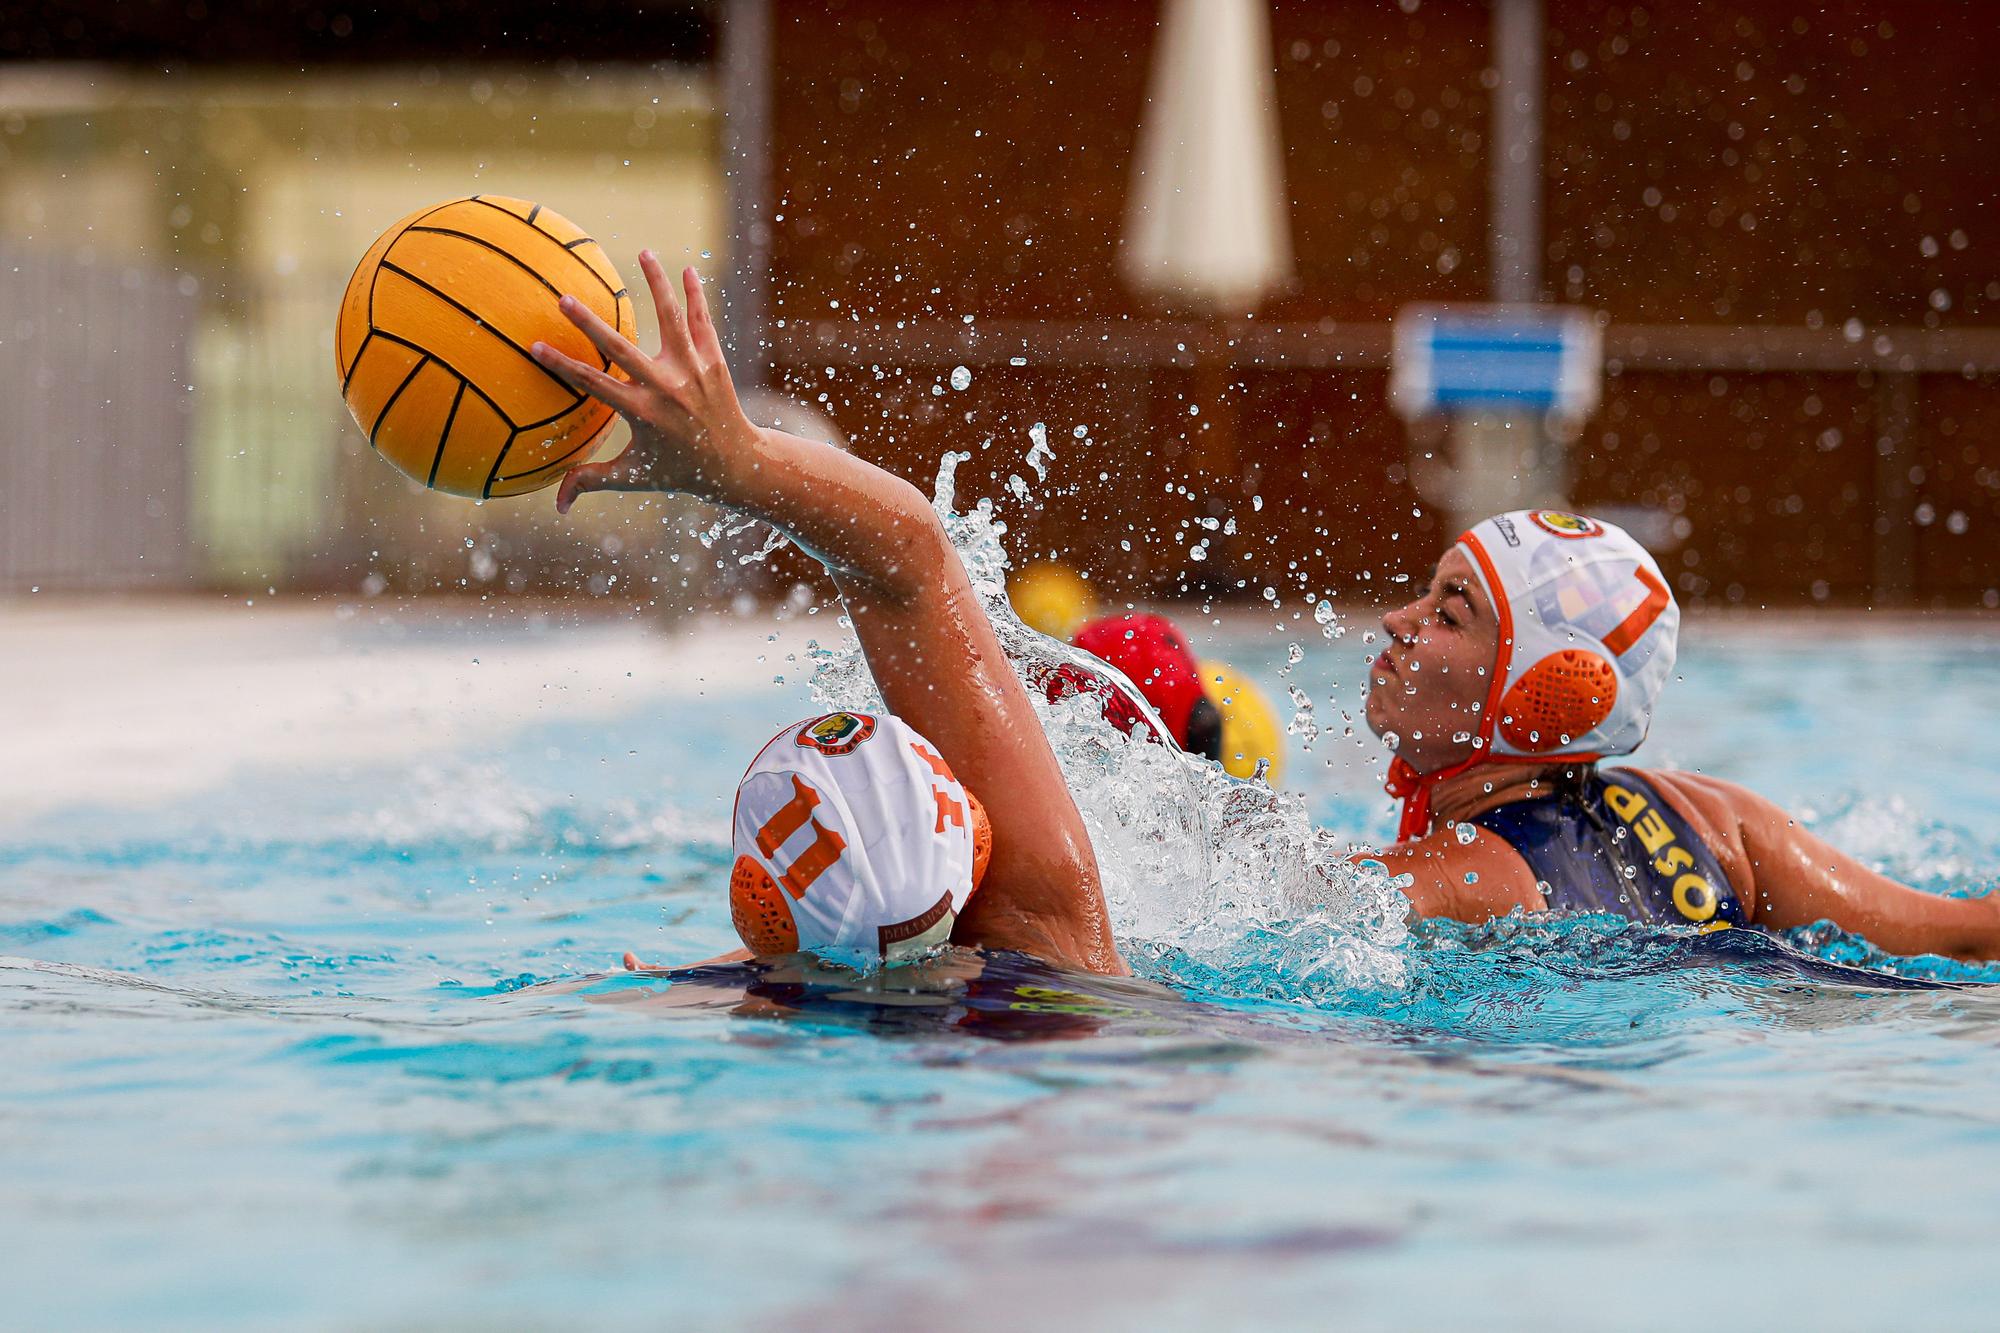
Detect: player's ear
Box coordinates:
(1185, 696, 1224, 762)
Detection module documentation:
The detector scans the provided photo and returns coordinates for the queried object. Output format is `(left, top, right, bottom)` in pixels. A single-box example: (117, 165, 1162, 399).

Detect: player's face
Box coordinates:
(1366, 547, 1500, 773)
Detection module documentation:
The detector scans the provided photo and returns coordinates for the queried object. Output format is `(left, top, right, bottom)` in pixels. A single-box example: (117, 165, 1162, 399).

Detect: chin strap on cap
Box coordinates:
(1386, 752, 1484, 842)
(1384, 756, 1431, 843)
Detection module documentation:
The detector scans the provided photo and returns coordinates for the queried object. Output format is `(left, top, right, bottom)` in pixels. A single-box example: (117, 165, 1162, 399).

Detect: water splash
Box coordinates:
(807, 434, 1408, 994)
(1780, 919, 2000, 984)
(1024, 420, 1054, 482)
(1797, 793, 1993, 895)
(1314, 598, 1343, 639)
(697, 513, 791, 566)
(1285, 685, 1319, 750)
(338, 763, 552, 851)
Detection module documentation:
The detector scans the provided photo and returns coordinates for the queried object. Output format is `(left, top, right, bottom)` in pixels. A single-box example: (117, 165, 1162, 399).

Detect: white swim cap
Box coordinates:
(1457, 509, 1679, 760)
(1387, 509, 1679, 840)
(729, 711, 990, 963)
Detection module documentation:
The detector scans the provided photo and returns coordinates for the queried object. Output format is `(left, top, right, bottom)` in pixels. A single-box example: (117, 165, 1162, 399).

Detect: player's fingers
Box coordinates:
(641, 250, 697, 367)
(555, 295, 656, 384)
(622, 951, 642, 971)
(531, 339, 644, 415)
(530, 339, 642, 412)
(555, 461, 610, 514)
(683, 266, 724, 370)
(554, 451, 651, 514)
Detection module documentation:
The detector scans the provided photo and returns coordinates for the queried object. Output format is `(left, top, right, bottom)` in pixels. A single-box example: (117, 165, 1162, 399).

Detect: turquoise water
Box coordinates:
(5, 614, 1999, 1329)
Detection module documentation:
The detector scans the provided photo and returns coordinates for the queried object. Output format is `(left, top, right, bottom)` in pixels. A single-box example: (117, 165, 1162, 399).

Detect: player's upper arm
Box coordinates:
(1368, 826, 1548, 923)
(1641, 771, 1772, 918)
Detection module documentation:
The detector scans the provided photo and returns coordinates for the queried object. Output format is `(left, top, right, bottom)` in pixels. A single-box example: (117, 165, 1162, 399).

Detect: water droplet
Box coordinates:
(949, 365, 972, 391)
(1025, 421, 1053, 481)
(1285, 685, 1319, 748)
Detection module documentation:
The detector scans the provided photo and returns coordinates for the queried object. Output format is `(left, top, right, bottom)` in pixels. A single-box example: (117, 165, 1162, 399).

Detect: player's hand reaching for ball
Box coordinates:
(531, 251, 756, 514)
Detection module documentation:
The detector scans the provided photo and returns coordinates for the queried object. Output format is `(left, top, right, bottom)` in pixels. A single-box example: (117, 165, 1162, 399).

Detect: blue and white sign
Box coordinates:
(1391, 305, 1602, 419)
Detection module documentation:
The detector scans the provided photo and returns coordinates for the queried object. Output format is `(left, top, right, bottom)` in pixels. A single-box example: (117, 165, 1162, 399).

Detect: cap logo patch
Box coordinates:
(1529, 510, 1603, 539)
(797, 711, 877, 756)
(877, 891, 954, 950)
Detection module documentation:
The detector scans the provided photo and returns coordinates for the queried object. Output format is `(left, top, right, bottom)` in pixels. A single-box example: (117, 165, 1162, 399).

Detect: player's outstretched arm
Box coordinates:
(1724, 782, 2000, 961)
(531, 253, 1124, 977)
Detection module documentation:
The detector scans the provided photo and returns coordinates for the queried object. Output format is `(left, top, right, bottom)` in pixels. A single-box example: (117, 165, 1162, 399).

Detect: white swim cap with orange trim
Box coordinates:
(1388, 509, 1680, 840)
(1459, 509, 1679, 760)
(728, 711, 991, 964)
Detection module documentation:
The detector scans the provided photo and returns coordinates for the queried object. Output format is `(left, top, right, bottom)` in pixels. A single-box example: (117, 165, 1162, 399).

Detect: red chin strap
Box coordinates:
(1385, 753, 1483, 843)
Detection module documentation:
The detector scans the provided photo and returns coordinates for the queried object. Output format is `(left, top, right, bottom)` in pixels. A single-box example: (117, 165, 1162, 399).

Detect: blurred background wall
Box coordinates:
(1, 0, 1994, 609)
(0, 3, 721, 600)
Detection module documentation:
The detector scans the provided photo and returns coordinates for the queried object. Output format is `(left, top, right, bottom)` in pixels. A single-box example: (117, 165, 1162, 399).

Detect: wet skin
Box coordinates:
(530, 254, 1125, 977)
(1366, 553, 2000, 961)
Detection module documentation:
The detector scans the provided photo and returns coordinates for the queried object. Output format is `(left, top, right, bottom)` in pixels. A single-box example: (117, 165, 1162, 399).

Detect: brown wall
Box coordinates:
(1916, 377, 2000, 600)
(763, 0, 2000, 609)
(768, 0, 1158, 321)
(1545, 1, 2000, 326)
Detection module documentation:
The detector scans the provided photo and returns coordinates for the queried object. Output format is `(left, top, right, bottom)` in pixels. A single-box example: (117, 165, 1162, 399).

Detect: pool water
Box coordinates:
(4, 610, 1998, 1329)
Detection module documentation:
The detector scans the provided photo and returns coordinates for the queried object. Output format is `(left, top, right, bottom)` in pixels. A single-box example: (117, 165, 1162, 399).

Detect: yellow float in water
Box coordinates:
(1199, 660, 1284, 784)
(1009, 560, 1098, 640)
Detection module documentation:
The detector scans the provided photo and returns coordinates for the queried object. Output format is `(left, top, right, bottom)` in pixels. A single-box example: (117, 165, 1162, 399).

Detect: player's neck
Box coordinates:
(1429, 763, 1586, 826)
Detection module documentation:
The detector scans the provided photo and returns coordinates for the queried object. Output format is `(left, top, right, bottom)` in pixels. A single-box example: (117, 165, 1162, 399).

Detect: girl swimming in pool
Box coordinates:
(1364, 512, 2000, 961)
(531, 255, 1125, 976)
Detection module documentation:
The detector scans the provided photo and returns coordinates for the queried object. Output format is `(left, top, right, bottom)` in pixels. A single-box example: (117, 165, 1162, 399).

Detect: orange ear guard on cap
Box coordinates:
(1498, 649, 1618, 753)
(730, 855, 801, 955)
(968, 791, 992, 892)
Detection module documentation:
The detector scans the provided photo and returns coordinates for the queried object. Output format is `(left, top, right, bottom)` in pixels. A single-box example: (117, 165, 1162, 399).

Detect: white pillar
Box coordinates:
(1489, 0, 1544, 305)
(719, 0, 773, 392)
(1121, 0, 1293, 312)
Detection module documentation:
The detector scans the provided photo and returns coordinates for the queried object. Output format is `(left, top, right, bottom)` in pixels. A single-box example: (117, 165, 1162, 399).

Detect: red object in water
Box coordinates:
(1070, 613, 1206, 743)
(1039, 659, 1158, 741)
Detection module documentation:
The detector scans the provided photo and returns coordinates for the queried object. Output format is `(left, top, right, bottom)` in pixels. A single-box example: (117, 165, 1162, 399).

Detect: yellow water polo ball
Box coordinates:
(1200, 660, 1285, 784)
(1009, 560, 1098, 640)
(334, 195, 635, 498)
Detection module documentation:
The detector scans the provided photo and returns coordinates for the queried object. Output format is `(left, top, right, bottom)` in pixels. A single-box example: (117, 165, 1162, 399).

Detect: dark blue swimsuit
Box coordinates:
(1469, 767, 1745, 927)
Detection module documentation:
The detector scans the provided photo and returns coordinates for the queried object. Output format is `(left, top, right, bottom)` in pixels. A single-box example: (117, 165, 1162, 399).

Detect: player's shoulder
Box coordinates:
(1368, 821, 1546, 919)
(1622, 767, 1774, 889)
(1633, 768, 1778, 827)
